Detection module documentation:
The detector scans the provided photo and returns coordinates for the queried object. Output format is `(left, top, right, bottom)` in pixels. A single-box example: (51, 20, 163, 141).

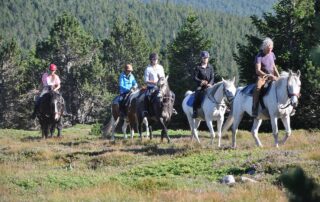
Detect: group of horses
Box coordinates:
(38, 70, 301, 148)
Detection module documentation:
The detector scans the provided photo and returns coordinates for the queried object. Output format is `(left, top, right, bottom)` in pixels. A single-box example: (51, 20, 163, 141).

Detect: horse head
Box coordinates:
(287, 70, 301, 108)
(49, 90, 63, 121)
(157, 75, 170, 101)
(222, 77, 237, 102)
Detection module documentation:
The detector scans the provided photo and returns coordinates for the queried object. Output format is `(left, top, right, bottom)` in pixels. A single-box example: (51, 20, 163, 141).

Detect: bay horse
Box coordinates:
(135, 76, 175, 143)
(182, 78, 236, 147)
(223, 70, 301, 148)
(37, 90, 64, 138)
(102, 89, 149, 141)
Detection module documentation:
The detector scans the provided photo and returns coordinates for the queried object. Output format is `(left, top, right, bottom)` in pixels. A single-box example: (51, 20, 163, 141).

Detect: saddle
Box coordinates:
(241, 81, 273, 109)
(186, 92, 205, 107)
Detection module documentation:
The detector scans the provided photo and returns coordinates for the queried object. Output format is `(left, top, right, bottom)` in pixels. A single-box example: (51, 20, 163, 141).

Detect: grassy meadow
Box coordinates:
(0, 124, 319, 201)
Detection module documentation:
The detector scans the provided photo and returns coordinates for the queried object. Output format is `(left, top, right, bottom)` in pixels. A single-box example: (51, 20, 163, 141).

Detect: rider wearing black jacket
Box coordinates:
(193, 51, 214, 118)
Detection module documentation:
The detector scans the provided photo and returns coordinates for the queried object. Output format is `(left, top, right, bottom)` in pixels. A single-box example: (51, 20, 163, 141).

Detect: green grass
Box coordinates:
(0, 125, 319, 201)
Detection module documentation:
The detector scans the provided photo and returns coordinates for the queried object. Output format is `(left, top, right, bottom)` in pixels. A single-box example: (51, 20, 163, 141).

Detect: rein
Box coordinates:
(207, 83, 233, 105)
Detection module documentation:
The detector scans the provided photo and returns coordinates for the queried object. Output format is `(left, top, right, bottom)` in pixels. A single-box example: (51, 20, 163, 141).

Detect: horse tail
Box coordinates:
(102, 106, 116, 138)
(184, 90, 193, 97)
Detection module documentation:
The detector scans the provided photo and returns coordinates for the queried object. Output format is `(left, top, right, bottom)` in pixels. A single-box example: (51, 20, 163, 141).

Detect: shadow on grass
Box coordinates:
(121, 145, 187, 156)
(66, 149, 116, 157)
(21, 136, 44, 142)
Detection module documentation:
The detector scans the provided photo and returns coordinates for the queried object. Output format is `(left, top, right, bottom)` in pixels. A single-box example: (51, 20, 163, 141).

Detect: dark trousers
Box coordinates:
(193, 87, 205, 116)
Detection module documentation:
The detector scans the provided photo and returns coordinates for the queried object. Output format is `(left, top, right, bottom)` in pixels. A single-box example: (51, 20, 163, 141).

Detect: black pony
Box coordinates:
(136, 76, 175, 143)
(37, 90, 64, 138)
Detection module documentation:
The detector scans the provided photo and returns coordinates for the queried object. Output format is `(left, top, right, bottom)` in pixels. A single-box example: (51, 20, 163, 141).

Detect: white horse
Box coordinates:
(182, 78, 236, 147)
(102, 90, 149, 141)
(223, 70, 301, 148)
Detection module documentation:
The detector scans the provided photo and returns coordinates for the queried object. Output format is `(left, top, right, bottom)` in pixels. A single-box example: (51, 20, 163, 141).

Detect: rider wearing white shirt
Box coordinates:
(144, 54, 165, 89)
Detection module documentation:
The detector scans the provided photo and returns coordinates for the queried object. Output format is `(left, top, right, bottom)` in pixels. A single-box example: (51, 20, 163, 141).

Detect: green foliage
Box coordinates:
(167, 14, 214, 125)
(102, 14, 151, 93)
(280, 167, 320, 202)
(89, 122, 103, 136)
(234, 0, 320, 128)
(0, 36, 23, 128)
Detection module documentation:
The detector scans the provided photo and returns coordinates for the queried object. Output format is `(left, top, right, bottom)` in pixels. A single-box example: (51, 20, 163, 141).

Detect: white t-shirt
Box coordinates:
(144, 64, 165, 87)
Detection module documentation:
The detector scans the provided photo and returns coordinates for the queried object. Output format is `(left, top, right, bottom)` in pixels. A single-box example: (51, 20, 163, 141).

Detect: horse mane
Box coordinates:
(207, 81, 223, 97)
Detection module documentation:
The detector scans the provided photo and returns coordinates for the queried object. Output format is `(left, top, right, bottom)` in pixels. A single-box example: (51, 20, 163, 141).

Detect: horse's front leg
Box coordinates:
(111, 117, 120, 141)
(50, 124, 55, 138)
(216, 117, 224, 148)
(205, 117, 215, 146)
(270, 117, 279, 147)
(159, 118, 170, 143)
(280, 115, 291, 145)
(57, 119, 62, 138)
(143, 117, 149, 138)
(251, 119, 263, 147)
(122, 120, 128, 139)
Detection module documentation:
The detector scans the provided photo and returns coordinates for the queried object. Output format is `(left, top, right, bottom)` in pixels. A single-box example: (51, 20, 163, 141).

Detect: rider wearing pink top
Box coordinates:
(32, 64, 65, 119)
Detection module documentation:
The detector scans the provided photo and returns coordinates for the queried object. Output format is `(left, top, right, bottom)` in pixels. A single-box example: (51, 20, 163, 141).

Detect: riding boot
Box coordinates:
(252, 88, 260, 117)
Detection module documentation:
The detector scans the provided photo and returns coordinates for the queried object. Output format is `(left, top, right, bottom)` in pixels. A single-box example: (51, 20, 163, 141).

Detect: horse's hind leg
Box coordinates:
(57, 120, 62, 137)
(143, 117, 149, 138)
(216, 118, 224, 148)
(193, 119, 201, 143)
(122, 120, 128, 139)
(270, 117, 279, 147)
(251, 119, 263, 147)
(280, 116, 291, 145)
(159, 118, 170, 143)
(50, 124, 55, 138)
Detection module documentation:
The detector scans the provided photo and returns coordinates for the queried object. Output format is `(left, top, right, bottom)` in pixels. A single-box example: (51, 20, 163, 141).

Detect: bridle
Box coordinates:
(207, 83, 234, 105)
(279, 75, 301, 109)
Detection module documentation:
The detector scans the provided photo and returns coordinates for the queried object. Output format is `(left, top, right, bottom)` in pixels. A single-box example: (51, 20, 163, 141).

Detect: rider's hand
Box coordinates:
(206, 83, 212, 87)
(201, 80, 208, 86)
(268, 75, 277, 81)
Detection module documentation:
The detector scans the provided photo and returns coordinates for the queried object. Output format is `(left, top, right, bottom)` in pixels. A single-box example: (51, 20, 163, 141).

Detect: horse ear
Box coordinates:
(232, 77, 235, 83)
(289, 69, 293, 76)
(165, 75, 169, 80)
(297, 70, 301, 78)
(222, 77, 225, 82)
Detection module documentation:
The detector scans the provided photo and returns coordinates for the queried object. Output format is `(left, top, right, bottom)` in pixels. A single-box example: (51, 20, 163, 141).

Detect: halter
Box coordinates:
(279, 75, 301, 109)
(207, 83, 234, 105)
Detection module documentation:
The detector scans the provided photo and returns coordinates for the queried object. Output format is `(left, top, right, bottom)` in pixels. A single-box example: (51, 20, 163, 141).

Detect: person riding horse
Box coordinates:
(31, 63, 68, 119)
(252, 37, 280, 117)
(118, 63, 138, 117)
(192, 51, 215, 118)
(143, 53, 165, 116)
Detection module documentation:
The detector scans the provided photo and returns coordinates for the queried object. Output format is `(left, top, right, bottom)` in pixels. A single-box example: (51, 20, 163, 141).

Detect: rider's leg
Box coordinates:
(252, 77, 265, 117)
(31, 96, 41, 119)
(192, 89, 201, 118)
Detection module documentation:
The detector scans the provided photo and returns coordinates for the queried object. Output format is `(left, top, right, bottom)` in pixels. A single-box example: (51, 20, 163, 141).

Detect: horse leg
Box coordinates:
(216, 118, 224, 148)
(270, 117, 279, 148)
(159, 118, 170, 143)
(186, 114, 195, 140)
(50, 124, 55, 138)
(251, 119, 263, 147)
(193, 119, 201, 143)
(205, 118, 215, 145)
(143, 117, 149, 138)
(280, 115, 291, 145)
(231, 112, 244, 148)
(148, 125, 153, 140)
(57, 118, 62, 137)
(44, 124, 49, 139)
(122, 120, 128, 139)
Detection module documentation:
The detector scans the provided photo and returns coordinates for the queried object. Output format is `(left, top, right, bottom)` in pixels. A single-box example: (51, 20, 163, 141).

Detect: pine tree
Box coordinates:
(102, 14, 151, 93)
(167, 14, 214, 126)
(34, 12, 105, 123)
(234, 0, 320, 128)
(0, 36, 22, 127)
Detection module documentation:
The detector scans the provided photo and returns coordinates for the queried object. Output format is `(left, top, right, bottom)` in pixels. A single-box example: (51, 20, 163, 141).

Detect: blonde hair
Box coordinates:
(261, 37, 274, 50)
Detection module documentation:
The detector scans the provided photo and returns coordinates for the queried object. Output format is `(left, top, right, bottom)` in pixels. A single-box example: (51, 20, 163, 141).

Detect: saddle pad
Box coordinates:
(240, 83, 256, 96)
(186, 93, 205, 107)
(186, 94, 195, 107)
(112, 95, 120, 105)
(241, 82, 273, 97)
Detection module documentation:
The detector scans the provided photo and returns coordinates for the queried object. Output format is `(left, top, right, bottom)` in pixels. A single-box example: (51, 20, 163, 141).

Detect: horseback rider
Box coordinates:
(143, 53, 165, 115)
(192, 51, 214, 118)
(31, 63, 68, 119)
(118, 63, 138, 117)
(252, 37, 280, 117)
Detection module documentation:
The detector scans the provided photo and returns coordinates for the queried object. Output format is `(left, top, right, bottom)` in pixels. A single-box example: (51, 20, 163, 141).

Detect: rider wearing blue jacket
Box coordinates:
(118, 64, 138, 116)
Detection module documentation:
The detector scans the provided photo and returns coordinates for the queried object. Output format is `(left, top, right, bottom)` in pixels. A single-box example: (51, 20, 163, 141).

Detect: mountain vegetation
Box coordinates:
(0, 0, 319, 129)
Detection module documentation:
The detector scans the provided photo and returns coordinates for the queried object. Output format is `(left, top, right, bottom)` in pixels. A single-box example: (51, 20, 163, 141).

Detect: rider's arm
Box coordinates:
(53, 76, 61, 91)
(255, 62, 267, 77)
(273, 64, 280, 77)
(207, 66, 214, 85)
(194, 67, 202, 86)
(131, 75, 138, 89)
(144, 67, 156, 85)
